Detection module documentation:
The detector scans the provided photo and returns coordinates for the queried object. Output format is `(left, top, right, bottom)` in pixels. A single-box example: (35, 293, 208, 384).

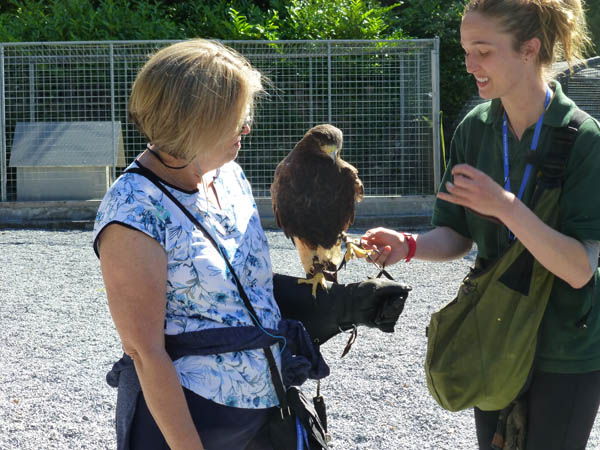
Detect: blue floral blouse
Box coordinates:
(94, 159, 281, 409)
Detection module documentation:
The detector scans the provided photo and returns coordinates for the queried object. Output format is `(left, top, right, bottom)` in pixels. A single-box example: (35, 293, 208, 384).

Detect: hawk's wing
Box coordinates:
(271, 158, 292, 239)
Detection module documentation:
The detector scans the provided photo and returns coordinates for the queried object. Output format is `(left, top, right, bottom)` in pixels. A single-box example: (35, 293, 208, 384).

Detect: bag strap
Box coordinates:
(125, 165, 292, 414)
(544, 109, 589, 181)
(528, 108, 590, 207)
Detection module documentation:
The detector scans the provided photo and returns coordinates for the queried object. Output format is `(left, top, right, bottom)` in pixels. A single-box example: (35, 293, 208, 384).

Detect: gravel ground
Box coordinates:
(1, 227, 599, 449)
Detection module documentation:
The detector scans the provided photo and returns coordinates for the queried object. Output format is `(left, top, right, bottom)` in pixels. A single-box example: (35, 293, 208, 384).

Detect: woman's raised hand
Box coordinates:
(361, 227, 411, 267)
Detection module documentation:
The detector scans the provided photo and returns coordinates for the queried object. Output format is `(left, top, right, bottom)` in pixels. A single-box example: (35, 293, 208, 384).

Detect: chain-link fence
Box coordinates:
(0, 39, 440, 202)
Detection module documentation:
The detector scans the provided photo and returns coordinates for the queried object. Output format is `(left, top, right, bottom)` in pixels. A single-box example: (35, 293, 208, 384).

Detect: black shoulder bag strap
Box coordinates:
(528, 108, 590, 207)
(125, 165, 292, 415)
(558, 109, 600, 268)
(544, 109, 589, 180)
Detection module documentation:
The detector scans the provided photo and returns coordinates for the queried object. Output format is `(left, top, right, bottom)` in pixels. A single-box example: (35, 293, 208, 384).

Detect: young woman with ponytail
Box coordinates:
(362, 1, 600, 448)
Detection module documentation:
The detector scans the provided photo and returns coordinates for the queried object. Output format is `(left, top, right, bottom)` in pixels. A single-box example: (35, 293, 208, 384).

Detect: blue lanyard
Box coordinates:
(296, 417, 309, 450)
(502, 87, 551, 201)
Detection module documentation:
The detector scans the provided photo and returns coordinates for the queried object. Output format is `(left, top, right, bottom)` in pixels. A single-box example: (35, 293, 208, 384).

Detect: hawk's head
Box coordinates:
(304, 124, 343, 161)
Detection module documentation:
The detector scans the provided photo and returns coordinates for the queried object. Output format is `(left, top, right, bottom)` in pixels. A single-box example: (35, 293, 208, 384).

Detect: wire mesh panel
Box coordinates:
(557, 57, 600, 121)
(0, 39, 439, 202)
(1, 43, 116, 201)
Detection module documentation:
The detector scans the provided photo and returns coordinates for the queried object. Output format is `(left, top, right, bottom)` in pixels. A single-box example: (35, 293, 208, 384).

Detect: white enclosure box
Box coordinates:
(8, 121, 125, 201)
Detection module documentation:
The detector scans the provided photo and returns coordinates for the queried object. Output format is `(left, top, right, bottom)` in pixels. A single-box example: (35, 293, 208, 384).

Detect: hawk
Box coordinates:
(270, 124, 370, 297)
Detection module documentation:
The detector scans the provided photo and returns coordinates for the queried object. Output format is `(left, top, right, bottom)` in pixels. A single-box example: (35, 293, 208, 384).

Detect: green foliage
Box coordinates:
(163, 1, 272, 40)
(585, 0, 600, 57)
(0, 0, 179, 42)
(168, 0, 404, 41)
(269, 0, 404, 40)
(0, 0, 404, 42)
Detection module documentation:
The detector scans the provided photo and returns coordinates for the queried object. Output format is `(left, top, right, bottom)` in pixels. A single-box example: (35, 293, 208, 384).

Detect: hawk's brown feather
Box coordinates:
(270, 124, 363, 281)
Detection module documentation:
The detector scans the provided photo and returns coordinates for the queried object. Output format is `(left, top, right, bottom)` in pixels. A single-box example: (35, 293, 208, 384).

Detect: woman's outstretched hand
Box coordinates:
(361, 227, 412, 267)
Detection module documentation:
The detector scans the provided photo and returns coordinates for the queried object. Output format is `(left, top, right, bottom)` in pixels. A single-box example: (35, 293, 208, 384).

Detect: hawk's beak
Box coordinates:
(322, 144, 337, 161)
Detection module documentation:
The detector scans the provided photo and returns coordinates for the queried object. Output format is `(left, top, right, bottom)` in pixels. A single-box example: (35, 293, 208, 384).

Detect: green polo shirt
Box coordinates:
(432, 80, 600, 373)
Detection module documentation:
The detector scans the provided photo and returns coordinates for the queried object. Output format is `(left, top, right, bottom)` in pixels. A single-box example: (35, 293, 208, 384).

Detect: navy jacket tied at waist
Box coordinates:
(106, 319, 329, 450)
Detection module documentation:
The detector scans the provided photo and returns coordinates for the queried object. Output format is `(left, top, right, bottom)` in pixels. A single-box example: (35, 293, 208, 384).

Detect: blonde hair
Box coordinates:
(128, 39, 263, 161)
(464, 0, 592, 75)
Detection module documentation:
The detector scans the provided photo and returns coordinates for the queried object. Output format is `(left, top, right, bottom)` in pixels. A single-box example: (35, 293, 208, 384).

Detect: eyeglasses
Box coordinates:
(240, 115, 253, 132)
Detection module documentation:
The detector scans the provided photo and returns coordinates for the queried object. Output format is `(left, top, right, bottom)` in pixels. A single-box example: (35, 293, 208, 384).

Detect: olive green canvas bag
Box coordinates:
(425, 110, 589, 412)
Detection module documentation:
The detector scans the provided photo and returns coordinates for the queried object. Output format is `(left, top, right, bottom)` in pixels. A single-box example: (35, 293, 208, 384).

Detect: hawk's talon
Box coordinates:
(298, 272, 327, 298)
(344, 240, 372, 262)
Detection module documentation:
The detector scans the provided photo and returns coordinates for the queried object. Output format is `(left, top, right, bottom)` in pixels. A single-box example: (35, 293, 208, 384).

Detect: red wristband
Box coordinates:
(402, 233, 416, 262)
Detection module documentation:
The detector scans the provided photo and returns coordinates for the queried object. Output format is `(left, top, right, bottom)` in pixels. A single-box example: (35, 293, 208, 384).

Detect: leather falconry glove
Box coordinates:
(272, 273, 411, 345)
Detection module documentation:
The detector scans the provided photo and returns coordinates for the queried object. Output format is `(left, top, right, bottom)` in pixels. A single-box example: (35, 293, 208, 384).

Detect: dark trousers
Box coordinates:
(130, 387, 275, 450)
(475, 370, 600, 450)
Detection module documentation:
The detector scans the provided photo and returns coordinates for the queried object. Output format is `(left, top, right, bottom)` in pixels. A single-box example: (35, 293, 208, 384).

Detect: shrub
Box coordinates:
(0, 0, 179, 42)
(169, 0, 405, 41)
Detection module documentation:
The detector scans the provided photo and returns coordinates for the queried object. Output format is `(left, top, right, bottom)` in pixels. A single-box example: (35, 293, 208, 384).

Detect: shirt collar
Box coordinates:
(484, 80, 577, 129)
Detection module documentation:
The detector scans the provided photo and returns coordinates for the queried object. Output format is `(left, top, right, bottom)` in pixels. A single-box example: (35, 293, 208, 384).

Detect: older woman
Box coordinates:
(94, 39, 408, 450)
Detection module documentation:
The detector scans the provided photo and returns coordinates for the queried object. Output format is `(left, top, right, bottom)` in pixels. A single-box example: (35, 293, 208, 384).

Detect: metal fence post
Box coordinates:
(431, 38, 441, 192)
(327, 40, 332, 123)
(0, 45, 6, 202)
(309, 56, 314, 125)
(110, 42, 117, 183)
(29, 62, 36, 121)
